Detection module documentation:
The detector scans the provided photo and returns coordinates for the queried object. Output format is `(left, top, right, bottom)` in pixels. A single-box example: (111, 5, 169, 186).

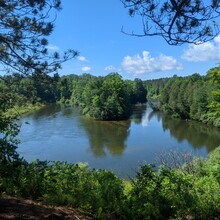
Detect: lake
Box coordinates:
(18, 104, 220, 178)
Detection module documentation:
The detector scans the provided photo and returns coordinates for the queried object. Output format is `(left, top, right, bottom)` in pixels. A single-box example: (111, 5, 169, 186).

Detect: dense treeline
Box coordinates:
(144, 77, 169, 100)
(1, 67, 219, 124)
(71, 73, 147, 120)
(0, 72, 147, 120)
(145, 68, 220, 127)
(0, 73, 59, 106)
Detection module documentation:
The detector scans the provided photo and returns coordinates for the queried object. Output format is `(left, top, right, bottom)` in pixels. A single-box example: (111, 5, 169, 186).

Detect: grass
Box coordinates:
(5, 103, 44, 117)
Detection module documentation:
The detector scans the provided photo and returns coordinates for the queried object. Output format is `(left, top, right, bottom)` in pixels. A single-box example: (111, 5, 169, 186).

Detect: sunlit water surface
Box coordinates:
(18, 105, 220, 178)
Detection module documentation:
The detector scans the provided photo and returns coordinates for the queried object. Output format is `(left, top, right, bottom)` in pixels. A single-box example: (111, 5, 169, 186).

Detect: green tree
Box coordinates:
(71, 73, 139, 120)
(58, 77, 73, 103)
(158, 74, 213, 121)
(0, 84, 22, 182)
(121, 0, 220, 45)
(190, 85, 209, 120)
(84, 73, 132, 120)
(71, 73, 94, 106)
(100, 73, 131, 120)
(128, 78, 147, 104)
(207, 66, 220, 116)
(0, 0, 77, 176)
(0, 0, 77, 76)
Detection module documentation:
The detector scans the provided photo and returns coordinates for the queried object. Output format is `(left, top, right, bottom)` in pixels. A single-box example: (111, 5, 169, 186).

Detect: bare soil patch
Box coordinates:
(0, 196, 92, 220)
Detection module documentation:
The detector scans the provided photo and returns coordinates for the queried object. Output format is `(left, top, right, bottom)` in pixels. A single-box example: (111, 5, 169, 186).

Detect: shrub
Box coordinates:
(1, 147, 220, 219)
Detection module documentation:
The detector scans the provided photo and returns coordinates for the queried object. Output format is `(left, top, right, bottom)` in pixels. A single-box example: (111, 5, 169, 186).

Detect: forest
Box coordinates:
(0, 72, 147, 120)
(1, 41, 220, 220)
(145, 67, 220, 127)
(1, 68, 220, 218)
(1, 64, 220, 126)
(1, 0, 220, 219)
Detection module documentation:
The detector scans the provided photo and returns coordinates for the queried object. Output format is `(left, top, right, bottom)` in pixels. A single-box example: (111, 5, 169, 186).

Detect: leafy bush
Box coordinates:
(15, 161, 125, 219)
(127, 165, 171, 219)
(1, 147, 220, 219)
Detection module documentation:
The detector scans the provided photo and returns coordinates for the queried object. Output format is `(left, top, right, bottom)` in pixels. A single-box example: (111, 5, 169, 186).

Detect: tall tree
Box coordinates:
(121, 0, 220, 45)
(207, 66, 220, 116)
(0, 0, 77, 166)
(0, 0, 78, 76)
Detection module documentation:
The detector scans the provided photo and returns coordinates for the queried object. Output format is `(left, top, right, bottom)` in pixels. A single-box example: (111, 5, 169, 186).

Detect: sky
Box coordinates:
(47, 0, 220, 80)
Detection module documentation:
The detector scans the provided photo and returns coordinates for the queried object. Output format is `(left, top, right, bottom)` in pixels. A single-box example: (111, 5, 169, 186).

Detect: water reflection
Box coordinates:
(31, 105, 219, 155)
(130, 105, 148, 127)
(30, 104, 62, 119)
(80, 118, 131, 157)
(147, 111, 220, 152)
(18, 104, 220, 177)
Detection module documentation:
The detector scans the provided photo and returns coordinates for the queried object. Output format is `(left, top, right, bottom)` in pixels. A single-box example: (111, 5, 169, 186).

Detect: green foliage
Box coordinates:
(0, 1, 77, 179)
(71, 73, 147, 120)
(159, 74, 209, 119)
(1, 160, 125, 219)
(207, 66, 220, 118)
(0, 91, 20, 162)
(208, 66, 220, 85)
(126, 78, 147, 104)
(0, 96, 24, 196)
(125, 152, 220, 219)
(1, 146, 220, 219)
(127, 165, 169, 219)
(1, 72, 148, 121)
(200, 112, 220, 127)
(145, 77, 168, 100)
(148, 72, 220, 127)
(0, 0, 77, 76)
(15, 160, 48, 198)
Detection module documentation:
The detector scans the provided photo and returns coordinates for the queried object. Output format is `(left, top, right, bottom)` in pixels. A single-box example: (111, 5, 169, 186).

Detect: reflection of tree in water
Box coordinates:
(148, 110, 163, 122)
(31, 105, 80, 120)
(32, 104, 62, 119)
(161, 115, 220, 153)
(80, 118, 131, 157)
(130, 105, 147, 125)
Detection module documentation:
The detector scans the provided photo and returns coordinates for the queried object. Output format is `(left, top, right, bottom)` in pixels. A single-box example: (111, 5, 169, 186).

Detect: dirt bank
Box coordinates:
(0, 196, 92, 220)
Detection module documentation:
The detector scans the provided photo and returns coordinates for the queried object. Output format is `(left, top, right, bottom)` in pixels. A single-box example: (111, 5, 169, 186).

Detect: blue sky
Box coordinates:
(47, 0, 220, 80)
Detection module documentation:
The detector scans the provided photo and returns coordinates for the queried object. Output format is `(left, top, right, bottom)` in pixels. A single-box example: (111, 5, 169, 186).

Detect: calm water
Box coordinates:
(18, 104, 220, 177)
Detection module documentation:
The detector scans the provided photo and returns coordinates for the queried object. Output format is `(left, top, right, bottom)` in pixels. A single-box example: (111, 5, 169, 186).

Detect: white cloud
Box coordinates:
(78, 56, 87, 62)
(182, 35, 220, 62)
(104, 65, 116, 71)
(46, 44, 59, 51)
(82, 66, 91, 72)
(121, 51, 183, 75)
